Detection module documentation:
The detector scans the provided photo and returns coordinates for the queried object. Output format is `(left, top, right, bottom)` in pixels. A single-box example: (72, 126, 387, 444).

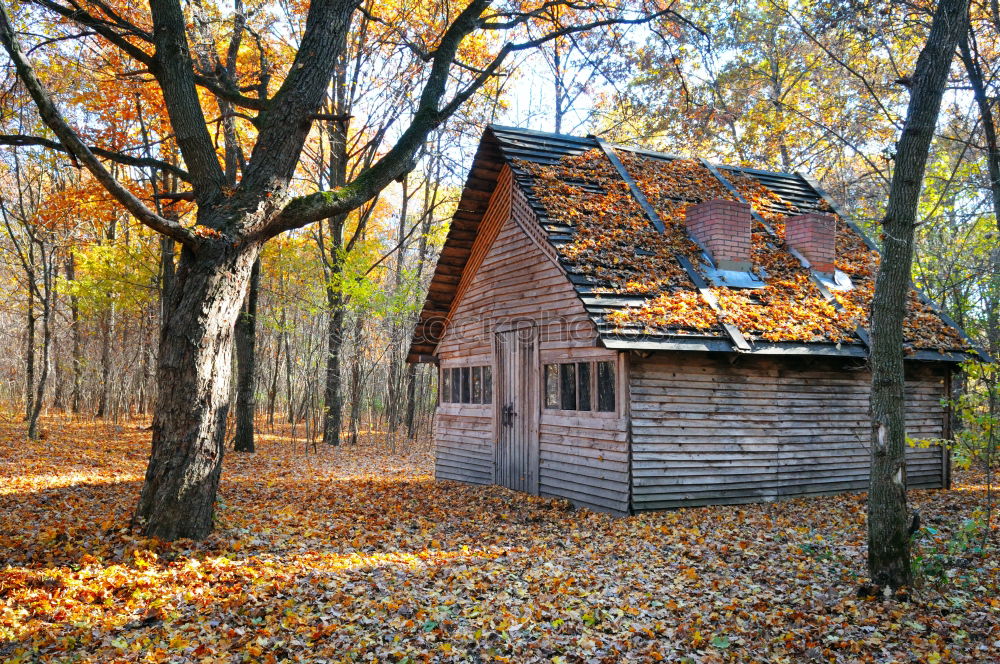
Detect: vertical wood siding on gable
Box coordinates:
(629, 353, 950, 510)
(434, 174, 630, 514)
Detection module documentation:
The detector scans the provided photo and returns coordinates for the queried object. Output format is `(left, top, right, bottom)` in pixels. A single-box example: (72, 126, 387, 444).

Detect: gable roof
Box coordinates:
(408, 125, 985, 364)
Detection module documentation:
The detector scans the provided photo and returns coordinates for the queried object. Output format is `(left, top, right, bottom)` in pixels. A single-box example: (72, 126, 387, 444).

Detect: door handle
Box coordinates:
(502, 404, 517, 427)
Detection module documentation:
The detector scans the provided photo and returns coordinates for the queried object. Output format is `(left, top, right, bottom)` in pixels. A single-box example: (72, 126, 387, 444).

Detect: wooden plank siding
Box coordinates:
(433, 171, 630, 513)
(629, 353, 951, 511)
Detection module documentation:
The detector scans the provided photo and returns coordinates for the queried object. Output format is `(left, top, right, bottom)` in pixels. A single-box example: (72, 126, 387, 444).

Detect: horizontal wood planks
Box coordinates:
(433, 175, 629, 513)
(435, 412, 493, 485)
(629, 353, 951, 511)
(539, 411, 629, 514)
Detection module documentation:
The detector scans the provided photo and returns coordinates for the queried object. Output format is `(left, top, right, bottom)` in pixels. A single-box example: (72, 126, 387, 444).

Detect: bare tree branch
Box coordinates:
(270, 2, 675, 234)
(0, 133, 190, 180)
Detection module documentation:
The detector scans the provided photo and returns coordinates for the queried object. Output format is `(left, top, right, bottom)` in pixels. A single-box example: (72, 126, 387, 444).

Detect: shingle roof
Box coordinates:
(407, 125, 984, 363)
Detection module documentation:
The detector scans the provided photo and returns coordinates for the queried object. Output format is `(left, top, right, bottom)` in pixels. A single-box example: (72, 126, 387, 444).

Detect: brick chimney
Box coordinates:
(685, 199, 752, 271)
(785, 212, 836, 274)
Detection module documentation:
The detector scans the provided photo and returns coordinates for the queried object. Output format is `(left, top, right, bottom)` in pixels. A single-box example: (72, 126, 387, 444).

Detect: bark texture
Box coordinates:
(868, 0, 968, 589)
(0, 0, 642, 540)
(233, 258, 261, 452)
(135, 242, 260, 540)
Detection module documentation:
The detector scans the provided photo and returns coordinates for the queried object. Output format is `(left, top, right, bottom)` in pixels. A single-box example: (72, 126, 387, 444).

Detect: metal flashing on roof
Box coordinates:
(702, 263, 766, 289)
(815, 269, 854, 292)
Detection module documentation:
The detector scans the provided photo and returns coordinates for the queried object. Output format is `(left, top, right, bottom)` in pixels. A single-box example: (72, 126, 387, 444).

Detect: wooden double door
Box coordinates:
(494, 326, 539, 494)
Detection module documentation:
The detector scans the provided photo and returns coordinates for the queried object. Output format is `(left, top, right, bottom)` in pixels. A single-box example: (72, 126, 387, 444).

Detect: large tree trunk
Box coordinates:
(867, 0, 967, 589)
(134, 241, 259, 540)
(233, 257, 261, 452)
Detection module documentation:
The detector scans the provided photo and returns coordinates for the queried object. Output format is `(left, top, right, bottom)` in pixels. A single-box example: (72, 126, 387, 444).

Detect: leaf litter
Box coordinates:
(1, 416, 998, 663)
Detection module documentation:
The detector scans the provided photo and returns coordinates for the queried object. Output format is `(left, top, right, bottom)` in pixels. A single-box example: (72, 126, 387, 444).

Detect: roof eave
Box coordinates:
(602, 335, 972, 363)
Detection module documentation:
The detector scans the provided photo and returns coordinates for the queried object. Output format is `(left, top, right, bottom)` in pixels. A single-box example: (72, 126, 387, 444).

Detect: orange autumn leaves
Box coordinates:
(519, 148, 970, 351)
(2, 417, 999, 663)
(519, 151, 723, 335)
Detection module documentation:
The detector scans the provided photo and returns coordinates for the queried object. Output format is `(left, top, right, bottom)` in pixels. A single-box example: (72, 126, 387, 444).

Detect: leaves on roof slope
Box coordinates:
(516, 151, 723, 335)
(2, 418, 999, 663)
(733, 174, 968, 350)
(517, 148, 970, 351)
(627, 158, 859, 343)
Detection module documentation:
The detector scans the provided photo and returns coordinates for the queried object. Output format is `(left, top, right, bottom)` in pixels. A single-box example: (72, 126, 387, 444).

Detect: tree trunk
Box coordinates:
(27, 258, 52, 441)
(51, 257, 64, 412)
(348, 312, 364, 445)
(867, 0, 967, 589)
(134, 241, 260, 540)
(233, 257, 261, 452)
(405, 182, 434, 439)
(284, 322, 294, 425)
(24, 274, 34, 422)
(96, 305, 114, 418)
(66, 255, 82, 415)
(404, 363, 418, 439)
(160, 237, 177, 328)
(267, 312, 282, 429)
(386, 184, 409, 445)
(323, 288, 345, 445)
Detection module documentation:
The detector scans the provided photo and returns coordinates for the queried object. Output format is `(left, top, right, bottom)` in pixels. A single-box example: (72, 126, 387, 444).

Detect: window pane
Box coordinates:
(597, 361, 615, 412)
(559, 363, 577, 410)
(441, 367, 451, 403)
(451, 368, 461, 403)
(577, 362, 591, 411)
(472, 366, 482, 403)
(544, 364, 558, 409)
(461, 367, 471, 404)
(483, 366, 493, 404)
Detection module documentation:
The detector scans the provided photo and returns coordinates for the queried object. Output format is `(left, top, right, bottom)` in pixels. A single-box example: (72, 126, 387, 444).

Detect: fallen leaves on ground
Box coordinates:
(2, 416, 998, 663)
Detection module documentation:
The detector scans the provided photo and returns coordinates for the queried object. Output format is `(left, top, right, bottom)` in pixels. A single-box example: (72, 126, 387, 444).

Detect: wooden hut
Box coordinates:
(407, 126, 984, 515)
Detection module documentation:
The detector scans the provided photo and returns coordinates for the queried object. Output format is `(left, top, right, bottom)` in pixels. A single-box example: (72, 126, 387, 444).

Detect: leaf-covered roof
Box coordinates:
(409, 126, 981, 363)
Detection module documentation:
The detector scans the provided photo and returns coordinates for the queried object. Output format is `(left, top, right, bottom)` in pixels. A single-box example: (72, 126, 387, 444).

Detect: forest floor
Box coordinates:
(0, 415, 998, 664)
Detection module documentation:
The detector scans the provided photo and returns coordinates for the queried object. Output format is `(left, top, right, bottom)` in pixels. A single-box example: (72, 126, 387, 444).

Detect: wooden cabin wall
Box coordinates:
(628, 353, 951, 511)
(434, 170, 630, 514)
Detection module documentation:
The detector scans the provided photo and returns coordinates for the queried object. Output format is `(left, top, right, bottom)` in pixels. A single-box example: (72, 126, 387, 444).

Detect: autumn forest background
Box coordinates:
(0, 1, 996, 443)
(1, 0, 999, 661)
